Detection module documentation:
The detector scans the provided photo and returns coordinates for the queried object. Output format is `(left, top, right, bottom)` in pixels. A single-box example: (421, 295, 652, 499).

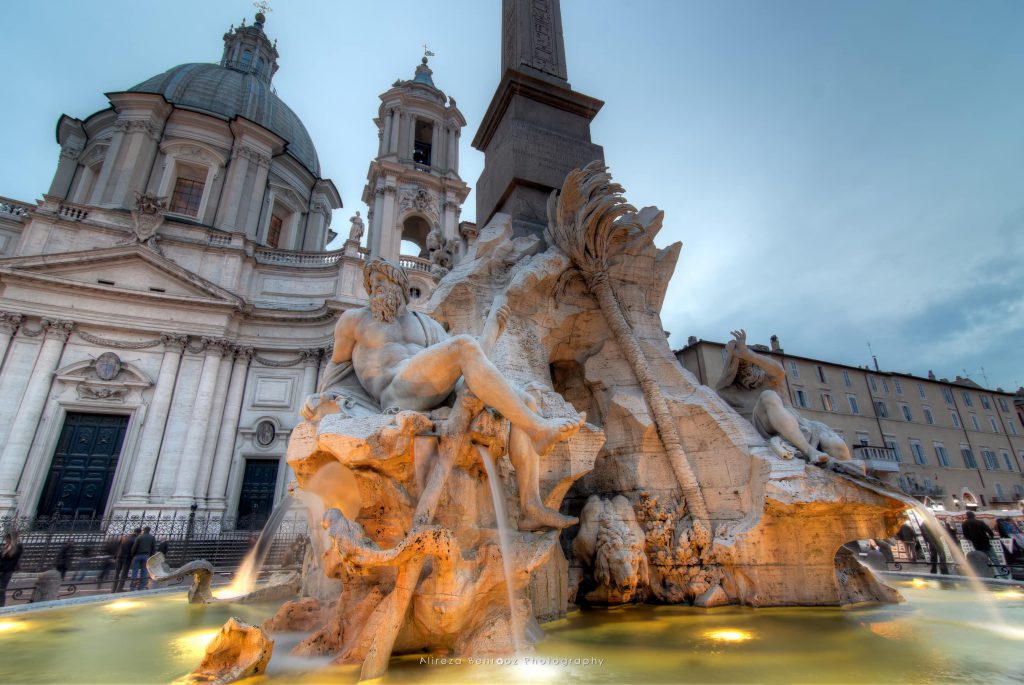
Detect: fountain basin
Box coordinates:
(1, 581, 1022, 684)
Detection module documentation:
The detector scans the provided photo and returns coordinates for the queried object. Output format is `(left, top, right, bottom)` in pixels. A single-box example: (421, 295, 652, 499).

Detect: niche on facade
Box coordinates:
(54, 353, 153, 404)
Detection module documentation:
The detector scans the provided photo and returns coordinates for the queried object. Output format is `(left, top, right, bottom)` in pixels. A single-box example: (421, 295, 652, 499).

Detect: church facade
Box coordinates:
(0, 12, 471, 526)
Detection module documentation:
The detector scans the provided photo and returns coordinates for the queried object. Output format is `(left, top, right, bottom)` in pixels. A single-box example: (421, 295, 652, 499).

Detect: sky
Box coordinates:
(0, 0, 1021, 392)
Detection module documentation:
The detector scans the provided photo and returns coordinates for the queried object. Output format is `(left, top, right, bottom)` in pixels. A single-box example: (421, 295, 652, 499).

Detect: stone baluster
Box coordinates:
(122, 334, 188, 502)
(0, 320, 74, 508)
(207, 346, 253, 507)
(0, 312, 24, 363)
(170, 338, 228, 504)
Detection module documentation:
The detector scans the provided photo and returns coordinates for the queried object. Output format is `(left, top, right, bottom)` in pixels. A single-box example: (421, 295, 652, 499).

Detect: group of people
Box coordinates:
(891, 512, 1013, 578)
(1, 531, 25, 607)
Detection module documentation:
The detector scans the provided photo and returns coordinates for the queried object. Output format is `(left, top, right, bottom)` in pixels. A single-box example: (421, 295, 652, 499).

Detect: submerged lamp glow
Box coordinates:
(704, 628, 754, 642)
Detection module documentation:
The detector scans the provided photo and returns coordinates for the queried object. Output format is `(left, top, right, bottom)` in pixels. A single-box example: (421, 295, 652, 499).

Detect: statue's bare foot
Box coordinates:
(807, 448, 830, 465)
(531, 412, 586, 456)
(520, 505, 579, 531)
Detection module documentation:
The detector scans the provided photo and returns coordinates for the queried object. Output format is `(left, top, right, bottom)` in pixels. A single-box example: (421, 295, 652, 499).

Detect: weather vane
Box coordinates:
(423, 43, 436, 59)
(254, 1, 273, 15)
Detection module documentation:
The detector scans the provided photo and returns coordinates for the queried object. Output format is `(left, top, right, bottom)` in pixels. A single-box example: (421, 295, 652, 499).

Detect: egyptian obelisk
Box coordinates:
(473, 0, 605, 237)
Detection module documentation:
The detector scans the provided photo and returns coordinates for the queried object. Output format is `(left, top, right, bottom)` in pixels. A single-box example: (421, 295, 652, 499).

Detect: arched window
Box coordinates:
(240, 50, 253, 70)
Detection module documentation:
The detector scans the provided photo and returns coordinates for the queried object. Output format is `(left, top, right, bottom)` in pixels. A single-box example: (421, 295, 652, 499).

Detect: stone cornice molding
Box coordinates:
(161, 140, 228, 169)
(59, 141, 85, 162)
(252, 350, 306, 368)
(78, 141, 109, 168)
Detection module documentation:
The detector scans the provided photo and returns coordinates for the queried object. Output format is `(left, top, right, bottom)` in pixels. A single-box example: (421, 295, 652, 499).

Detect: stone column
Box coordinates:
(197, 346, 236, 500)
(389, 110, 401, 154)
(241, 148, 272, 238)
(381, 109, 393, 157)
(122, 334, 188, 502)
(446, 126, 456, 172)
(301, 349, 321, 399)
(49, 140, 85, 199)
(0, 312, 24, 364)
(170, 338, 228, 504)
(215, 148, 251, 232)
(431, 122, 441, 168)
(207, 346, 253, 507)
(454, 130, 460, 172)
(0, 320, 74, 508)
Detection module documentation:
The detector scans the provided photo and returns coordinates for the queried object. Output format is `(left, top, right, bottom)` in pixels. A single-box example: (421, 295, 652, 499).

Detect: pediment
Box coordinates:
(0, 245, 243, 306)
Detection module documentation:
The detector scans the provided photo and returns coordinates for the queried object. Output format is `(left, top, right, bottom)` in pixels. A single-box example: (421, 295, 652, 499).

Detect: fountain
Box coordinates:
(1, 5, 1022, 683)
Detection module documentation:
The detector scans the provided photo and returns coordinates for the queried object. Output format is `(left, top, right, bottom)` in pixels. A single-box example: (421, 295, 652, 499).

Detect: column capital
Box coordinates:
(42, 319, 75, 341)
(0, 312, 24, 334)
(301, 348, 323, 366)
(200, 337, 232, 356)
(233, 345, 255, 362)
(160, 333, 189, 350)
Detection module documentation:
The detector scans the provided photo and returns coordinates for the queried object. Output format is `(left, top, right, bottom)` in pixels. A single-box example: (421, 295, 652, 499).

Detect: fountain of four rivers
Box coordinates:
(2, 3, 1024, 683)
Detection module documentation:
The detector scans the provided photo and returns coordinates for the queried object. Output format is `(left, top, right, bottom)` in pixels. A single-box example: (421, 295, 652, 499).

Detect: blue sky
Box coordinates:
(1, 1, 1021, 392)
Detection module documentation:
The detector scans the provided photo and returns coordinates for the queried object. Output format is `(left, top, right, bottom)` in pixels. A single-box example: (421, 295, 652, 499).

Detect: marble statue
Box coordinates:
(308, 258, 582, 528)
(347, 211, 365, 243)
(570, 495, 649, 605)
(715, 329, 857, 469)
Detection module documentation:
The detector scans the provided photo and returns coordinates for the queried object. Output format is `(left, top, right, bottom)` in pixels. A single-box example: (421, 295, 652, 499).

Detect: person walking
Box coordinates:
(920, 521, 949, 575)
(0, 532, 24, 607)
(961, 511, 1003, 577)
(129, 526, 156, 591)
(113, 529, 139, 593)
(97, 537, 118, 587)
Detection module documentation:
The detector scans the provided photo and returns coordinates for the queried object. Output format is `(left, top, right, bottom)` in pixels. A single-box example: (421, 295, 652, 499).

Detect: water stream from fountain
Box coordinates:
(837, 472, 1019, 638)
(477, 444, 525, 655)
(217, 494, 295, 598)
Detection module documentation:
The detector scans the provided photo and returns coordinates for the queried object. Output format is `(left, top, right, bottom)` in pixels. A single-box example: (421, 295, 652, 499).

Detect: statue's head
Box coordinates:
(363, 258, 409, 323)
(736, 360, 766, 390)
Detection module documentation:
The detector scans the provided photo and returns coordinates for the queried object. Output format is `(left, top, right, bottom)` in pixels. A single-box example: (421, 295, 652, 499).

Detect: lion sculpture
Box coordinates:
(570, 494, 649, 605)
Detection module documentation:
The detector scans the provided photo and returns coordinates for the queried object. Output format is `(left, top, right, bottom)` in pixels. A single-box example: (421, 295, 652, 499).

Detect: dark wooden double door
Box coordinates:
(236, 459, 279, 530)
(38, 412, 129, 519)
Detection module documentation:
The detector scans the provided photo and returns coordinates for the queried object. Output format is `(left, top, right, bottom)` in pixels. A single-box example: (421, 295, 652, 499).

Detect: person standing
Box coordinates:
(0, 532, 24, 607)
(55, 541, 74, 580)
(113, 529, 139, 593)
(129, 526, 156, 591)
(920, 521, 949, 575)
(961, 512, 1002, 576)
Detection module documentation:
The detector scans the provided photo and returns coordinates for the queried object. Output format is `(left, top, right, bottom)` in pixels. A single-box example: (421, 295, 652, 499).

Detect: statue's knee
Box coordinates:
(451, 334, 476, 353)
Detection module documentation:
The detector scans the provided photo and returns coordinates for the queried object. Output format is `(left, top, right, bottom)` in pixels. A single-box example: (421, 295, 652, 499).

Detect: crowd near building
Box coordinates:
(678, 338, 1024, 513)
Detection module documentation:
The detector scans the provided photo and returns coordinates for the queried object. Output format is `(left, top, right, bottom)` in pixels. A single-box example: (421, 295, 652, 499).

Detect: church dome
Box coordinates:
(128, 62, 320, 176)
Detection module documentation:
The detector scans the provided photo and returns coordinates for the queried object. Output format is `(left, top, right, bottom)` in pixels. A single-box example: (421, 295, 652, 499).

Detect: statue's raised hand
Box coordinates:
(730, 329, 747, 352)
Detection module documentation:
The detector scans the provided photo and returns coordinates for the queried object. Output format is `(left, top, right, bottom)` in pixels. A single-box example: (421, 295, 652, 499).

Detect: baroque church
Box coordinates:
(0, 11, 473, 526)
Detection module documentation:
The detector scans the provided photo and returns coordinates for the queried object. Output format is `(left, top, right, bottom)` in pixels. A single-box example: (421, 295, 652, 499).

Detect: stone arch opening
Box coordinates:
(401, 214, 432, 257)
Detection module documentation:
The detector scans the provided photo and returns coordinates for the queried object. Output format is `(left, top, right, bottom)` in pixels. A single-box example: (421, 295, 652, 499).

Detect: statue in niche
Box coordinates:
(715, 329, 860, 471)
(347, 211, 365, 243)
(304, 258, 581, 529)
(127, 191, 167, 252)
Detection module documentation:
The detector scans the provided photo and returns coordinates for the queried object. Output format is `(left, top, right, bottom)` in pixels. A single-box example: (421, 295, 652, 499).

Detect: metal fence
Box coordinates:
(1, 511, 309, 573)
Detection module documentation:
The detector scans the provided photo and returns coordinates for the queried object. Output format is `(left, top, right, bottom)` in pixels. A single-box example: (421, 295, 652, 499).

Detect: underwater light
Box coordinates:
(172, 629, 220, 659)
(704, 629, 754, 642)
(105, 600, 144, 611)
(0, 618, 29, 634)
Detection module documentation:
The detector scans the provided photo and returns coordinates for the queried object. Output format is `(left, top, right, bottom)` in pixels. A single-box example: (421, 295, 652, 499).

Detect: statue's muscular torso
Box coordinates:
(335, 308, 441, 402)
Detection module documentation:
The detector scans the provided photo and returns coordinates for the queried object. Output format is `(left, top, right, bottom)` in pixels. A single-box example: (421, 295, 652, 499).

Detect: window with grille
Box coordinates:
(961, 447, 977, 469)
(918, 383, 926, 399)
(971, 415, 980, 431)
(1002, 451, 1015, 472)
(169, 177, 205, 217)
(894, 379, 903, 395)
(934, 444, 950, 467)
(989, 417, 999, 433)
(981, 395, 991, 410)
(942, 387, 953, 404)
(794, 389, 808, 408)
(868, 376, 877, 392)
(901, 404, 913, 422)
(951, 412, 961, 428)
(875, 400, 888, 418)
(998, 397, 1010, 412)
(789, 361, 799, 379)
(885, 438, 902, 462)
(923, 407, 934, 425)
(267, 214, 283, 248)
(982, 450, 998, 470)
(848, 395, 859, 415)
(843, 370, 852, 387)
(962, 392, 973, 407)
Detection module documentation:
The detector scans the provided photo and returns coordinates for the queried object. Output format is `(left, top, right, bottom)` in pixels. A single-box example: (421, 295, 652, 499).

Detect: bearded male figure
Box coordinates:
(715, 329, 852, 466)
(306, 258, 580, 529)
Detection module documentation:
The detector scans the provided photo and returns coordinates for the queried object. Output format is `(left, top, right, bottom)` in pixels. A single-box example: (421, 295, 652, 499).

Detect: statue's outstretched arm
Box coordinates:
(318, 310, 360, 394)
(728, 328, 786, 387)
(478, 296, 510, 357)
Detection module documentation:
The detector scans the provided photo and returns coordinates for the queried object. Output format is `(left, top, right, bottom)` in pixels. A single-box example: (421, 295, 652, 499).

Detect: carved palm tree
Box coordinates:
(546, 161, 710, 525)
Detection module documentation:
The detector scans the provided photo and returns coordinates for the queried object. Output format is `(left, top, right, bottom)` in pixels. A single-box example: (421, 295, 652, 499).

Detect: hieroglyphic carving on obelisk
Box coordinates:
(501, 0, 568, 84)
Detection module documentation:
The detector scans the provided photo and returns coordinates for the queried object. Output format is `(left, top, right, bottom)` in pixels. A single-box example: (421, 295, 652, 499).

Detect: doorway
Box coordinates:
(236, 458, 279, 530)
(37, 412, 129, 519)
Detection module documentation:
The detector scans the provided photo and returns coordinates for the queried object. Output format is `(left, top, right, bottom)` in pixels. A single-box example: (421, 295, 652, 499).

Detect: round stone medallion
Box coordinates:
(255, 420, 276, 447)
(94, 352, 122, 381)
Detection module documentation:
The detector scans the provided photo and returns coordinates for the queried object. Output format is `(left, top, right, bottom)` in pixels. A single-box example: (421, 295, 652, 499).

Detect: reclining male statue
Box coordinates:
(715, 329, 856, 469)
(303, 258, 581, 530)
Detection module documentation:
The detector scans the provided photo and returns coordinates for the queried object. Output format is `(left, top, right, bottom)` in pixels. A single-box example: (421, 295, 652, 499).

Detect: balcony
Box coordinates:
(899, 480, 946, 498)
(853, 445, 901, 473)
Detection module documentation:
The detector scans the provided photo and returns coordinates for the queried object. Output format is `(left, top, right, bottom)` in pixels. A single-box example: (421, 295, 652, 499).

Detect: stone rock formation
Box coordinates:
(174, 618, 273, 685)
(570, 494, 649, 605)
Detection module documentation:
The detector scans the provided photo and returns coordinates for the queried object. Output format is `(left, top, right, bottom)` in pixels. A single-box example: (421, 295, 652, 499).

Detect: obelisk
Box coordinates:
(472, 0, 605, 237)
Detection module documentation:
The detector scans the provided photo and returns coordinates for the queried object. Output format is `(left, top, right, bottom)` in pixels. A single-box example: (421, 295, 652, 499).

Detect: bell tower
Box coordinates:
(362, 53, 469, 262)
